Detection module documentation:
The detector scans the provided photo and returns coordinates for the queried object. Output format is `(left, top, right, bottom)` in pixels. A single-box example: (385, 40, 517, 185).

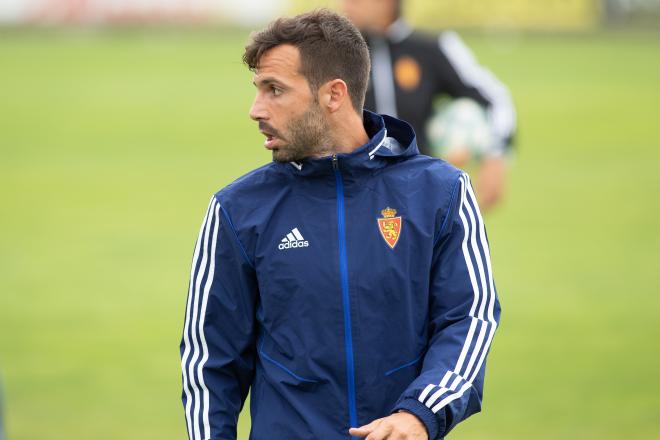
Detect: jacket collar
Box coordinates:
(279, 110, 419, 178)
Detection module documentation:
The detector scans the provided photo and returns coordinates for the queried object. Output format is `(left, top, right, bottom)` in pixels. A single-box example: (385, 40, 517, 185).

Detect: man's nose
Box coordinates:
(249, 96, 267, 121)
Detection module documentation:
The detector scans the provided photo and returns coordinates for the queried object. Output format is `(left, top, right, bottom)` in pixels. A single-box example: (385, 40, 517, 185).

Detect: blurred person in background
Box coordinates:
(342, 0, 517, 210)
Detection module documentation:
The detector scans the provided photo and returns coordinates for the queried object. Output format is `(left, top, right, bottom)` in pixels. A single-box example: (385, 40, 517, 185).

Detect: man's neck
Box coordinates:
(307, 109, 370, 160)
(327, 110, 370, 156)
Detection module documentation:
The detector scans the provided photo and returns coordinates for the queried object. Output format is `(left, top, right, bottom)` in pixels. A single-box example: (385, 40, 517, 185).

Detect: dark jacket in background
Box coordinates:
(364, 19, 516, 157)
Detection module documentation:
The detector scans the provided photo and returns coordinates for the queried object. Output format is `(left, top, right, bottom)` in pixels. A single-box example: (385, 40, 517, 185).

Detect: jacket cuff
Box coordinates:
(393, 398, 443, 440)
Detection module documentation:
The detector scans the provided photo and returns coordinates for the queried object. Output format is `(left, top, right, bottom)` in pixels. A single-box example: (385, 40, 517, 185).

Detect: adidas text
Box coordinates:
(278, 240, 310, 250)
(278, 227, 309, 250)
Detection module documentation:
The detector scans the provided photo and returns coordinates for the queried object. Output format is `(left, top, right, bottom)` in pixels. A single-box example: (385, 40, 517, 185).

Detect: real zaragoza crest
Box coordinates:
(377, 207, 402, 249)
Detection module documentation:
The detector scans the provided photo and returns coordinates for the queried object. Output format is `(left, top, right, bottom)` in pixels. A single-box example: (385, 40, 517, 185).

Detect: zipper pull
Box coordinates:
(332, 154, 338, 170)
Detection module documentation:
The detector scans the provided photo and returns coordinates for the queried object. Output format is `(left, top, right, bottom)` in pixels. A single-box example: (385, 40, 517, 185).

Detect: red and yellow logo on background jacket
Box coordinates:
(377, 207, 402, 249)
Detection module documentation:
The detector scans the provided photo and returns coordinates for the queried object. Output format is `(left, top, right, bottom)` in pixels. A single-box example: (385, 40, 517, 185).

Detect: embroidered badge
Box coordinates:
(377, 207, 402, 249)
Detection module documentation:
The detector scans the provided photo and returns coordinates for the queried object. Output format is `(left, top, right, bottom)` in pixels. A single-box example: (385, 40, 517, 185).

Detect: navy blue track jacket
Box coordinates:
(180, 111, 501, 440)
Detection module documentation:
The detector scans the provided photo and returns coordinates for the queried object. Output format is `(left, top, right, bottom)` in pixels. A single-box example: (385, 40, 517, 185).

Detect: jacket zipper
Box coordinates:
(333, 154, 358, 437)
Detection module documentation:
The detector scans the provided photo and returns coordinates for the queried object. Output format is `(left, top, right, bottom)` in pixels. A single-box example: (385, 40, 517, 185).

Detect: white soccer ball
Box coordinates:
(426, 98, 492, 162)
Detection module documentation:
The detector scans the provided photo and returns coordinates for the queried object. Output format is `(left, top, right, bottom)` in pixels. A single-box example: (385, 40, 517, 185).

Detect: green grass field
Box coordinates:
(1, 28, 659, 439)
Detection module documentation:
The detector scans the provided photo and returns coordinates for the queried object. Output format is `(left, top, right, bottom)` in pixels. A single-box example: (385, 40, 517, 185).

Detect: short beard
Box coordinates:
(272, 101, 332, 163)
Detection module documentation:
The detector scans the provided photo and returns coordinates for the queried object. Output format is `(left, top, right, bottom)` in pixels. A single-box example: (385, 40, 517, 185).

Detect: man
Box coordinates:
(342, 0, 517, 210)
(180, 9, 500, 440)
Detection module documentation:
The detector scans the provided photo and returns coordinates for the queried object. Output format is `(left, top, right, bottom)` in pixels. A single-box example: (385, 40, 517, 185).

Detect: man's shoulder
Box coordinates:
(209, 162, 287, 242)
(214, 162, 285, 204)
(400, 154, 464, 186)
(382, 154, 464, 213)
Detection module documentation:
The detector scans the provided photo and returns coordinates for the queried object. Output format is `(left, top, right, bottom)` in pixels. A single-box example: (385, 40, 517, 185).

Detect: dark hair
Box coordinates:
(243, 9, 371, 113)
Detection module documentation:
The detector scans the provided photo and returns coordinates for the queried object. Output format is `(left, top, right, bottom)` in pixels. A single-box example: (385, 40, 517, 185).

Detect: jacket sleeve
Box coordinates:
(392, 174, 501, 439)
(434, 31, 517, 157)
(180, 195, 258, 440)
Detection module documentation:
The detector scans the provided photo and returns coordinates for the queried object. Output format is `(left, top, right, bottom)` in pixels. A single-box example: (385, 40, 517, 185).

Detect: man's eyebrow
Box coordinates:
(253, 77, 286, 88)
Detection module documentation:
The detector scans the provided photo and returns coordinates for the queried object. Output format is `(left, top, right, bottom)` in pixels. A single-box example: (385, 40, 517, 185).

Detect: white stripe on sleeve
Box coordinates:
(419, 175, 498, 413)
(181, 196, 220, 439)
(195, 202, 221, 439)
(181, 196, 215, 440)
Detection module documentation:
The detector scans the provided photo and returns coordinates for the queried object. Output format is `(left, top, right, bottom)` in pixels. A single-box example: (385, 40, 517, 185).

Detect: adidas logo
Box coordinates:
(278, 227, 309, 250)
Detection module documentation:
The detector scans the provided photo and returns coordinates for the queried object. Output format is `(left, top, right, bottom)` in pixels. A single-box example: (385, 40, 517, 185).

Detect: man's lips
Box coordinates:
(259, 122, 281, 150)
(263, 134, 278, 150)
(259, 130, 278, 148)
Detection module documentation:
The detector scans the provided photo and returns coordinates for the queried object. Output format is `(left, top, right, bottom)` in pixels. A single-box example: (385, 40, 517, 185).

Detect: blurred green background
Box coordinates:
(1, 2, 660, 439)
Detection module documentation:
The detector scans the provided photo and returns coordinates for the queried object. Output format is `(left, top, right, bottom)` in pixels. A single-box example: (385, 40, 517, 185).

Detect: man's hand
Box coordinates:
(349, 412, 428, 440)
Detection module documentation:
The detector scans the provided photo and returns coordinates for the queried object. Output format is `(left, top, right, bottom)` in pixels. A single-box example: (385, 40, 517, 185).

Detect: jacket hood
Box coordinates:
(278, 110, 420, 178)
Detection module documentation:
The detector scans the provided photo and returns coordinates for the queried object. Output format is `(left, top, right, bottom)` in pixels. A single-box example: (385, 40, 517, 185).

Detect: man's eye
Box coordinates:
(271, 86, 283, 96)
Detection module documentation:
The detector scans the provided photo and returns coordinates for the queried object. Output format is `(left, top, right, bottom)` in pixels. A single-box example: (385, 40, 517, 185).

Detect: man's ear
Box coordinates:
(319, 79, 349, 113)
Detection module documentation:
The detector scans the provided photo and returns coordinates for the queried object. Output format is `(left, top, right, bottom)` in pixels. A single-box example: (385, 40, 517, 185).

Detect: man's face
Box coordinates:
(249, 44, 330, 163)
